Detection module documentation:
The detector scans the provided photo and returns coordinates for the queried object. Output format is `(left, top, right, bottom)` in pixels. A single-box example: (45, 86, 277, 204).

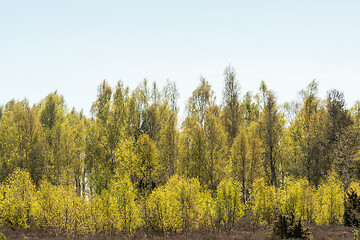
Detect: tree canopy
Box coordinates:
(0, 68, 359, 235)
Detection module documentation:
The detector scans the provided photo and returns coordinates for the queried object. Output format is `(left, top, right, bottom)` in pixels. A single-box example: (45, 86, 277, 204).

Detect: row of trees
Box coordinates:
(0, 169, 346, 234)
(0, 66, 360, 233)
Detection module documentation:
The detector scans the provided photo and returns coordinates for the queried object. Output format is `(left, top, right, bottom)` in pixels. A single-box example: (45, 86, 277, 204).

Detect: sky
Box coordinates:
(1, 1, 359, 119)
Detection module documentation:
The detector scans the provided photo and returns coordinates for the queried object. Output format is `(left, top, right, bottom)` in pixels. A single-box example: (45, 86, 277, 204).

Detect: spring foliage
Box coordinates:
(0, 68, 359, 235)
(146, 175, 213, 232)
(0, 169, 35, 229)
(215, 179, 244, 227)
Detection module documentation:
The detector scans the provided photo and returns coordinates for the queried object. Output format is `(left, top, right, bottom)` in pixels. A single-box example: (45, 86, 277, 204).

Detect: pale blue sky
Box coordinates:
(1, 1, 359, 117)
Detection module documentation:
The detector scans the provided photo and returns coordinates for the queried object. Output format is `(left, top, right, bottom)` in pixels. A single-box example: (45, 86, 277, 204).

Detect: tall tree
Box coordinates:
(258, 81, 284, 186)
(91, 80, 112, 124)
(0, 100, 46, 184)
(230, 130, 249, 202)
(158, 111, 178, 179)
(39, 92, 67, 185)
(222, 66, 242, 145)
(106, 81, 130, 175)
(128, 79, 161, 141)
(157, 81, 179, 180)
(284, 80, 328, 185)
(108, 81, 129, 150)
(242, 92, 260, 125)
(180, 78, 226, 188)
(163, 80, 179, 113)
(135, 134, 160, 194)
(86, 80, 113, 193)
(60, 109, 86, 195)
(204, 105, 227, 190)
(187, 77, 215, 130)
(326, 89, 353, 145)
(326, 89, 356, 187)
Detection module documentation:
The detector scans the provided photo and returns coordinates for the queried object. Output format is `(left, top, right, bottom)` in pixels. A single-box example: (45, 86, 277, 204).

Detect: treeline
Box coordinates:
(0, 66, 360, 234)
(0, 169, 348, 235)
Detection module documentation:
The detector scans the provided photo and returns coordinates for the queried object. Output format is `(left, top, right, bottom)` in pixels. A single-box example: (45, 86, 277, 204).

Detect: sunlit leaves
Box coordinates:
(251, 178, 279, 225)
(215, 179, 244, 227)
(0, 169, 35, 229)
(146, 175, 214, 232)
(0, 101, 46, 184)
(315, 172, 344, 224)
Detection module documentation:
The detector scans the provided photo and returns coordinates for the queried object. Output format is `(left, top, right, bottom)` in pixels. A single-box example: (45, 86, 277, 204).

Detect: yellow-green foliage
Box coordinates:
(110, 175, 141, 232)
(0, 79, 359, 235)
(251, 178, 279, 225)
(349, 181, 360, 195)
(301, 182, 316, 223)
(146, 175, 214, 232)
(280, 178, 315, 223)
(135, 134, 160, 193)
(33, 180, 58, 228)
(56, 187, 90, 235)
(88, 190, 115, 234)
(87, 177, 140, 234)
(0, 169, 35, 229)
(34, 180, 90, 235)
(215, 179, 244, 226)
(146, 184, 181, 232)
(315, 172, 344, 224)
(197, 188, 215, 229)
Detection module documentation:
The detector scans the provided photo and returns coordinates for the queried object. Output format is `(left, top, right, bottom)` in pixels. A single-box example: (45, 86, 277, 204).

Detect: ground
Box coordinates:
(0, 220, 355, 239)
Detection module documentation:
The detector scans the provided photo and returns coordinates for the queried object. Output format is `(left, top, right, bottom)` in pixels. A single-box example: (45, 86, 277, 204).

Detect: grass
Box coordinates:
(0, 218, 355, 240)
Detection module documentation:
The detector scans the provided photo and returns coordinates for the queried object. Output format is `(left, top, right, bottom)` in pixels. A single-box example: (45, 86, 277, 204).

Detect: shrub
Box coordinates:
(146, 184, 181, 232)
(88, 189, 116, 234)
(110, 175, 141, 232)
(0, 169, 35, 229)
(344, 180, 360, 228)
(33, 180, 58, 229)
(280, 178, 315, 223)
(215, 179, 244, 227)
(251, 178, 279, 225)
(33, 180, 91, 235)
(315, 172, 344, 224)
(344, 188, 360, 227)
(146, 175, 214, 232)
(271, 213, 309, 239)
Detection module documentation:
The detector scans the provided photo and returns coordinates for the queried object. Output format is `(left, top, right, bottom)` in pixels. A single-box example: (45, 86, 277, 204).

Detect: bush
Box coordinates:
(315, 172, 344, 224)
(271, 214, 310, 239)
(33, 180, 91, 235)
(146, 184, 181, 232)
(110, 175, 141, 232)
(0, 169, 35, 229)
(88, 189, 115, 234)
(251, 178, 279, 225)
(33, 180, 58, 229)
(344, 188, 360, 227)
(146, 175, 214, 232)
(280, 178, 315, 223)
(215, 179, 244, 227)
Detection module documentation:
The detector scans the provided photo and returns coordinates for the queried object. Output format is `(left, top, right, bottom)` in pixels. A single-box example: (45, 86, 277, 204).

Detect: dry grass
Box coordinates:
(0, 219, 355, 240)
(308, 224, 354, 240)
